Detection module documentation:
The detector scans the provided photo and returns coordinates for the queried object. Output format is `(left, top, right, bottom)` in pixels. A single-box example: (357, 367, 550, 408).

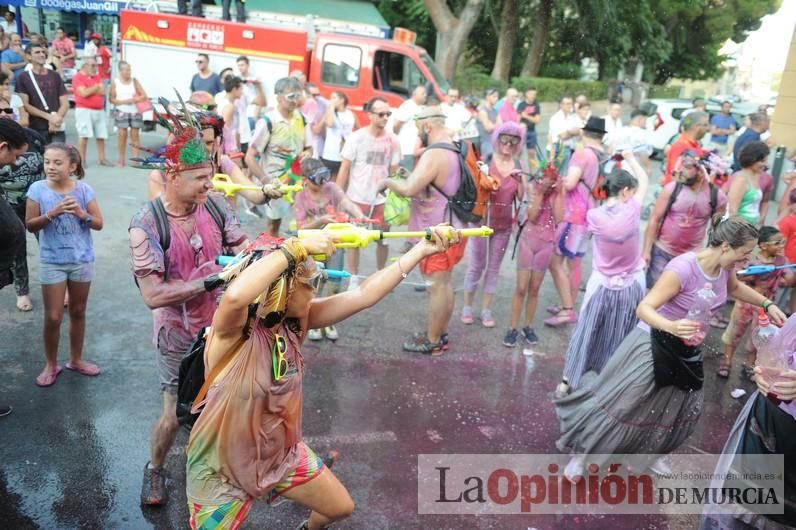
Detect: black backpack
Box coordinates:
(176, 328, 210, 428)
(176, 328, 243, 429)
(656, 181, 719, 237)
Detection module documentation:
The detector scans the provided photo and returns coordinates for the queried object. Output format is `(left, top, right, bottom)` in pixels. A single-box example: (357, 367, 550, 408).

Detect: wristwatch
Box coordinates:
(83, 214, 93, 225)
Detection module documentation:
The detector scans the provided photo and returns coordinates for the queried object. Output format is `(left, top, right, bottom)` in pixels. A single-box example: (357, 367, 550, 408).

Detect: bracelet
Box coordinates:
(762, 299, 774, 313)
(44, 211, 53, 222)
(278, 245, 296, 273)
(397, 255, 408, 279)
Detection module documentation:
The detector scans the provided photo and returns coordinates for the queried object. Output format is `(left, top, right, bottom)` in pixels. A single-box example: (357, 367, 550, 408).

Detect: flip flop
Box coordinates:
(36, 365, 63, 387)
(65, 361, 101, 377)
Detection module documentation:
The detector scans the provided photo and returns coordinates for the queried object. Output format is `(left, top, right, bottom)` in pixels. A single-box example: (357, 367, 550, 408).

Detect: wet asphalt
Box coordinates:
(0, 124, 765, 530)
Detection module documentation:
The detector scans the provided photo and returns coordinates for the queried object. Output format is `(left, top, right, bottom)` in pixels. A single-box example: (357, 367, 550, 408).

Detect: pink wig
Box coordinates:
(490, 121, 526, 158)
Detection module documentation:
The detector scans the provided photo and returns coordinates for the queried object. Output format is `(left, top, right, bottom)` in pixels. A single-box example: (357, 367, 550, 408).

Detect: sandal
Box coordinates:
(16, 295, 33, 312)
(403, 334, 444, 356)
(36, 365, 63, 387)
(546, 305, 561, 316)
(544, 309, 577, 327)
(65, 360, 101, 377)
(709, 316, 727, 329)
(460, 306, 474, 325)
(716, 358, 731, 378)
(480, 309, 495, 328)
(741, 364, 755, 381)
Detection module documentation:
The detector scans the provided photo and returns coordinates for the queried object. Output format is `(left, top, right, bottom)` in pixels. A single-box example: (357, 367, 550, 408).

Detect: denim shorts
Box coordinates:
(39, 262, 95, 285)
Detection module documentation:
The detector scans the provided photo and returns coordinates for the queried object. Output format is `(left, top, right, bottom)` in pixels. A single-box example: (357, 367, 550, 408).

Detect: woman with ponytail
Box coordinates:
(554, 152, 649, 398)
(556, 214, 786, 481)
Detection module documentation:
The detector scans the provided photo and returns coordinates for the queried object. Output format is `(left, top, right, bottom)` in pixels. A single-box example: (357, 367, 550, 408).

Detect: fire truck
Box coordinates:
(119, 6, 449, 121)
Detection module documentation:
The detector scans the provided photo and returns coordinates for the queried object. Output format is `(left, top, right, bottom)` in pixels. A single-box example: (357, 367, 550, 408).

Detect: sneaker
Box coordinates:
(308, 328, 323, 341)
(503, 328, 519, 347)
(141, 462, 167, 506)
(564, 456, 584, 483)
(521, 326, 538, 345)
(480, 309, 495, 328)
(403, 334, 443, 355)
(460, 306, 474, 325)
(347, 275, 361, 291)
(324, 325, 339, 341)
(0, 405, 11, 417)
(414, 331, 448, 350)
(553, 381, 570, 400)
(649, 457, 673, 476)
(245, 205, 264, 219)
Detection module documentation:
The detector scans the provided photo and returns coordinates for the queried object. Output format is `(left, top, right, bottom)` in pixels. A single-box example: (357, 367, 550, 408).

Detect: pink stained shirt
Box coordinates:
(587, 197, 644, 277)
(487, 159, 520, 231)
(292, 182, 346, 226)
(564, 147, 599, 225)
(526, 182, 557, 242)
(655, 252, 729, 323)
(129, 198, 246, 353)
(499, 101, 519, 124)
(656, 181, 728, 256)
(52, 37, 75, 68)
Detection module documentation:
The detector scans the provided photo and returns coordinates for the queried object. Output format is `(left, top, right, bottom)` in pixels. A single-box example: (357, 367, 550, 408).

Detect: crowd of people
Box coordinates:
(0, 40, 795, 529)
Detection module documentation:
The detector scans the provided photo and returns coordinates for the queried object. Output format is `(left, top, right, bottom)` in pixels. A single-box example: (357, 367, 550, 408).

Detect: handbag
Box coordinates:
(133, 78, 153, 113)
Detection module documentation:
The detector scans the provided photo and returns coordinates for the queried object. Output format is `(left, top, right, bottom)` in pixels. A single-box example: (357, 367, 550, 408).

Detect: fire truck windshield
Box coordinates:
(420, 52, 450, 94)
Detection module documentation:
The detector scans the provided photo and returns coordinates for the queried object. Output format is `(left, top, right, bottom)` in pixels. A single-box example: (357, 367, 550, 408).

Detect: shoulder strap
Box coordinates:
(263, 114, 272, 134)
(709, 184, 718, 215)
(204, 195, 228, 246)
(147, 197, 171, 280)
(192, 332, 245, 407)
(656, 182, 684, 238)
(426, 142, 459, 153)
(27, 70, 50, 111)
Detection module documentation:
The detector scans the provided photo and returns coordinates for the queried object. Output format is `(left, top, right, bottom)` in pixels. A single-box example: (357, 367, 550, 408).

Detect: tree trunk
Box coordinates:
(425, 0, 486, 82)
(490, 0, 519, 82)
(520, 0, 553, 77)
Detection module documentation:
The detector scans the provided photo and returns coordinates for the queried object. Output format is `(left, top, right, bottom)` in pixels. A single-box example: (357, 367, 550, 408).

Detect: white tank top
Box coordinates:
(114, 78, 138, 114)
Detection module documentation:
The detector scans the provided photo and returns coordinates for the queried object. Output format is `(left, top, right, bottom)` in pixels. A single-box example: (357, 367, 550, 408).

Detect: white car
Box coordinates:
(639, 99, 692, 157)
(639, 98, 748, 158)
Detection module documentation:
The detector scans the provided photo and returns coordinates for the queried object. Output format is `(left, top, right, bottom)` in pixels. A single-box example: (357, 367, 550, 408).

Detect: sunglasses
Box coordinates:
(498, 135, 520, 146)
(295, 267, 325, 292)
(283, 92, 302, 102)
(310, 92, 320, 97)
(0, 108, 13, 115)
(306, 166, 331, 186)
(195, 60, 206, 64)
(272, 333, 288, 381)
(189, 232, 204, 267)
(371, 111, 391, 118)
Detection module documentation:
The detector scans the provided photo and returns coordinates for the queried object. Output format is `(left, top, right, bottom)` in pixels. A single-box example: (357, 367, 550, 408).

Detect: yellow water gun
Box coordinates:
(212, 174, 303, 198)
(297, 223, 493, 260)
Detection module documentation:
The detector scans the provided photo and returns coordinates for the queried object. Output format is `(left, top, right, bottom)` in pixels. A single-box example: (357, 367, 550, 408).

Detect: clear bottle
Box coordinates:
(752, 308, 790, 404)
(683, 283, 716, 346)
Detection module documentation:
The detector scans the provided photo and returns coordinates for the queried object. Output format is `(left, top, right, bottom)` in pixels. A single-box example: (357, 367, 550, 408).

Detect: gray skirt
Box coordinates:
(556, 327, 704, 464)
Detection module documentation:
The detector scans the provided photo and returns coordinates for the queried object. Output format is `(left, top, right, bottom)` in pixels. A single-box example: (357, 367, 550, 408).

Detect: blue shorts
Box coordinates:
(39, 262, 95, 285)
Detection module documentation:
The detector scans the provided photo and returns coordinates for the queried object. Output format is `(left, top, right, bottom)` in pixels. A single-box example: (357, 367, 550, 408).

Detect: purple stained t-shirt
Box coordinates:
(587, 197, 644, 277)
(657, 181, 728, 256)
(564, 147, 599, 225)
(655, 252, 729, 323)
(26, 180, 95, 264)
(487, 160, 520, 231)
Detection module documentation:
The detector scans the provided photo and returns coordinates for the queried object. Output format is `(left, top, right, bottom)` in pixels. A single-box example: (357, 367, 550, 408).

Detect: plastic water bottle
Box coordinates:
(752, 308, 790, 404)
(683, 283, 716, 346)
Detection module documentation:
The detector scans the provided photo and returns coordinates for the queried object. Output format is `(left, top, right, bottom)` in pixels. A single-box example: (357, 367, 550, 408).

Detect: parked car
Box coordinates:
(639, 98, 749, 158)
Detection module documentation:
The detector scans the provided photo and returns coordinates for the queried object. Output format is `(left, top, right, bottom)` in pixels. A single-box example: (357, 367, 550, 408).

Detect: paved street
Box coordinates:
(0, 124, 762, 530)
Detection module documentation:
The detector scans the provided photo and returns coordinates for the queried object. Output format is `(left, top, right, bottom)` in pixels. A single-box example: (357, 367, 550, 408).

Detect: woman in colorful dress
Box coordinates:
(554, 152, 649, 397)
(556, 215, 786, 480)
(186, 226, 457, 530)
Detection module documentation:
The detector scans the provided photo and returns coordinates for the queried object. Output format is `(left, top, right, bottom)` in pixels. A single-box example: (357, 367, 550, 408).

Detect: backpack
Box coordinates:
(579, 146, 612, 202)
(656, 181, 719, 237)
(426, 140, 498, 224)
(147, 194, 228, 280)
(176, 328, 242, 429)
